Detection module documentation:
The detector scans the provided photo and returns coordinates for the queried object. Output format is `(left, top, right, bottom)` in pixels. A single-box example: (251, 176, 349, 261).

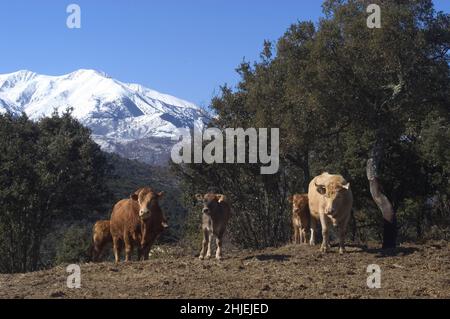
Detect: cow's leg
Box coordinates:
(93, 242, 104, 262)
(199, 228, 209, 260)
(292, 225, 295, 244)
(92, 244, 99, 262)
(215, 234, 223, 260)
(301, 228, 307, 244)
(100, 242, 110, 261)
(310, 217, 317, 246)
(293, 226, 299, 244)
(113, 237, 121, 263)
(140, 244, 151, 261)
(338, 214, 351, 254)
(141, 235, 157, 261)
(205, 232, 213, 259)
(142, 247, 149, 261)
(137, 245, 143, 261)
(320, 214, 332, 253)
(124, 235, 133, 262)
(338, 226, 347, 255)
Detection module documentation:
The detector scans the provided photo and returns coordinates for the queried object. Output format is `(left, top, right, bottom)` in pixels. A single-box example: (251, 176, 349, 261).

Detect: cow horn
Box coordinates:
(216, 194, 226, 202)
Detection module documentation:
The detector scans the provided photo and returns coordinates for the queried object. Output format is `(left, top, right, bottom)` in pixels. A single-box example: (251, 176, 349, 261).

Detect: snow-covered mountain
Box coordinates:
(0, 69, 207, 164)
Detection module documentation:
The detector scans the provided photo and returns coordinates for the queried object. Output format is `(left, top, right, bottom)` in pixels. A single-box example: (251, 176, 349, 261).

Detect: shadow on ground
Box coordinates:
(243, 254, 291, 262)
(362, 246, 419, 257)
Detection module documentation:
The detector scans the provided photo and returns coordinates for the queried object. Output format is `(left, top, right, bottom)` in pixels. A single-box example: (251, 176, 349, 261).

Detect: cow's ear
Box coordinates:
(287, 196, 293, 203)
(342, 183, 350, 190)
(130, 193, 139, 201)
(195, 194, 203, 202)
(216, 194, 226, 203)
(157, 191, 165, 199)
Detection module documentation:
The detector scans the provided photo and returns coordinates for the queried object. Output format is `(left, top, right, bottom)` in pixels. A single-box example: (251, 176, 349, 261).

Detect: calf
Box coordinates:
(91, 220, 112, 262)
(195, 193, 232, 260)
(288, 194, 310, 244)
(308, 172, 353, 254)
(110, 187, 168, 263)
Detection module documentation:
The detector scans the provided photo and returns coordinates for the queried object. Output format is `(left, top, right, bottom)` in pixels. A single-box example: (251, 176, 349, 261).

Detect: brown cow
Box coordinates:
(91, 220, 112, 262)
(195, 193, 232, 260)
(110, 187, 168, 263)
(308, 172, 353, 254)
(288, 194, 310, 244)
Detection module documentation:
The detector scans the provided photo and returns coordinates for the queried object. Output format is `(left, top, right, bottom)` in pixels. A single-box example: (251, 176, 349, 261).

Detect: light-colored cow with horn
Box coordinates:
(308, 172, 353, 254)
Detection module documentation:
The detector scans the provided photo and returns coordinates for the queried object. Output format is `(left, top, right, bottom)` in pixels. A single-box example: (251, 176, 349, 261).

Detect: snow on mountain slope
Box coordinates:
(0, 69, 207, 164)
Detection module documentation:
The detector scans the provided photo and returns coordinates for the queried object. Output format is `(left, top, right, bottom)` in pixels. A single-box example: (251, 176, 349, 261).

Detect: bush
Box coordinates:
(56, 225, 91, 264)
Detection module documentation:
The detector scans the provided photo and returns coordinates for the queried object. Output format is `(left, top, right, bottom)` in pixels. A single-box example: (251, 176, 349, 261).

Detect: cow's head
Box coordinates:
(315, 181, 350, 216)
(195, 193, 225, 215)
(288, 194, 308, 216)
(131, 187, 165, 219)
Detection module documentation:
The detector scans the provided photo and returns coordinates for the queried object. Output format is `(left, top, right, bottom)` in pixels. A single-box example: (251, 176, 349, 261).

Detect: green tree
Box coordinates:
(0, 110, 111, 273)
(56, 224, 91, 264)
(0, 113, 41, 272)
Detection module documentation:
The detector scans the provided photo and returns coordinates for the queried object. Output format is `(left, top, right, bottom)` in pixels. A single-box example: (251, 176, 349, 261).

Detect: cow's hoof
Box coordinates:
(339, 248, 346, 255)
(216, 256, 222, 261)
(320, 245, 330, 253)
(205, 255, 211, 259)
(199, 255, 204, 260)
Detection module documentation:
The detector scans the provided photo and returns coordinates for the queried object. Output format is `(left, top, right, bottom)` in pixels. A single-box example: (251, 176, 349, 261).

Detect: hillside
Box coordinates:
(1, 242, 448, 299)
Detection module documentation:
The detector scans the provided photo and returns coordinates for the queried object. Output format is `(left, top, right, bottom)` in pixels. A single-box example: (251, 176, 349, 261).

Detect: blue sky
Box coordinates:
(0, 1, 448, 107)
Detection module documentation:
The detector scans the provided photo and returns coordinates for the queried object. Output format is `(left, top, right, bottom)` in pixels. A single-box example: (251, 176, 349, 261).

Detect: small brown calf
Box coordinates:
(288, 194, 310, 244)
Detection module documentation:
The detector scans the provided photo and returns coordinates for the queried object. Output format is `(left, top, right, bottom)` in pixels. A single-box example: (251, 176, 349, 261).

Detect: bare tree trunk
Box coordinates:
(367, 153, 397, 249)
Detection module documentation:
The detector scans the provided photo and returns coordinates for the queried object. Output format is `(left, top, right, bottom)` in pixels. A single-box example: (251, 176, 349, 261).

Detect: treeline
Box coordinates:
(0, 110, 111, 273)
(173, 0, 449, 249)
(0, 111, 186, 273)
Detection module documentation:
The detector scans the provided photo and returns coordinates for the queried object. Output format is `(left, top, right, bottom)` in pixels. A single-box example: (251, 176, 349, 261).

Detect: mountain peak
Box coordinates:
(67, 69, 110, 79)
(0, 69, 207, 164)
(12, 69, 35, 75)
(3, 70, 37, 82)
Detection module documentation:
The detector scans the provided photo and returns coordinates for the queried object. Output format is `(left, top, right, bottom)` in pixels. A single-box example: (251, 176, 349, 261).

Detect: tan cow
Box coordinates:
(110, 187, 168, 263)
(308, 172, 353, 254)
(91, 220, 112, 262)
(195, 193, 232, 260)
(288, 194, 310, 244)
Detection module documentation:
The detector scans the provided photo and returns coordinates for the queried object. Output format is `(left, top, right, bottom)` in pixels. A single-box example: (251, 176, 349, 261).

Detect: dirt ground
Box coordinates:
(0, 241, 448, 299)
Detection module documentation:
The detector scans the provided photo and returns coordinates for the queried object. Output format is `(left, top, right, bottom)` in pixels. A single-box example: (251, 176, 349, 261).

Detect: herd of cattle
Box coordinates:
(90, 172, 353, 262)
